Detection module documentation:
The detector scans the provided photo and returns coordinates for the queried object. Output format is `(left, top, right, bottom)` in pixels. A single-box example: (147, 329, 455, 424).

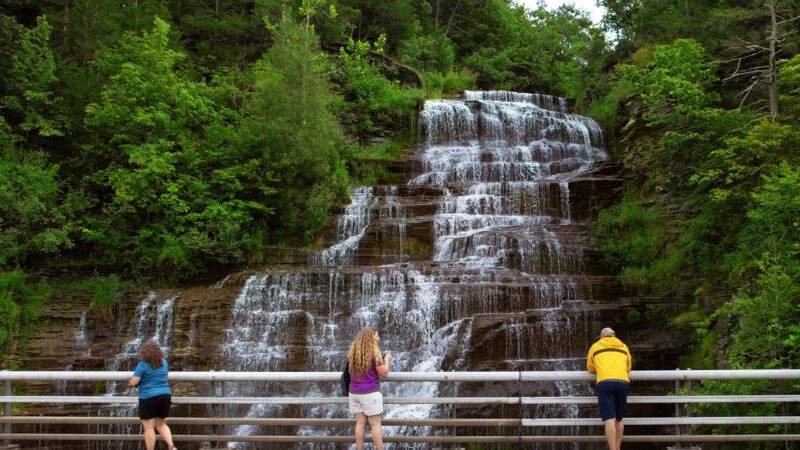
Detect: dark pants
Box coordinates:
(597, 380, 628, 421)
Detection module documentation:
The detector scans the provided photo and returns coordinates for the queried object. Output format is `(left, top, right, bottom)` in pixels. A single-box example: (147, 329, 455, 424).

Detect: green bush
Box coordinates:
(423, 70, 477, 97)
(584, 78, 633, 131)
(0, 270, 48, 358)
(337, 37, 426, 137)
(626, 308, 642, 323)
(596, 190, 687, 294)
(92, 275, 120, 312)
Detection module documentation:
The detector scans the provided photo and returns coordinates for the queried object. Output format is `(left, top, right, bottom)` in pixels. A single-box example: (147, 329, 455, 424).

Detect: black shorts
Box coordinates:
(138, 394, 171, 420)
(597, 380, 628, 422)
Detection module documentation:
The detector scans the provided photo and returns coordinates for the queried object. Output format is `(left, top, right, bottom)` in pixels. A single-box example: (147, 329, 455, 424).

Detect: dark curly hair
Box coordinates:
(138, 340, 164, 368)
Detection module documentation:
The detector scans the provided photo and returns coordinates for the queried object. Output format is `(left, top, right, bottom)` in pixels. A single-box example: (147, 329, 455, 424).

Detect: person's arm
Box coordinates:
(129, 361, 145, 387)
(586, 346, 596, 373)
(375, 353, 392, 377)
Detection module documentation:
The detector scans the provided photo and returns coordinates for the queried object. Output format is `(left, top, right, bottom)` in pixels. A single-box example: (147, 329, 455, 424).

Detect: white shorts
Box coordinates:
(349, 391, 383, 416)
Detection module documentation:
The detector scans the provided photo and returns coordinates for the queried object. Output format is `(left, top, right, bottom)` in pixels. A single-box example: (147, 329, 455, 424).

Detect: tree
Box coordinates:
(719, 0, 799, 121)
(244, 15, 347, 244)
(83, 17, 272, 278)
(778, 53, 800, 121)
(0, 15, 80, 266)
(0, 15, 65, 143)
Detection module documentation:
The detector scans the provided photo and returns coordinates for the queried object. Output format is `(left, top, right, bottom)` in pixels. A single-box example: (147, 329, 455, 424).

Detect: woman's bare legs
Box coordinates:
(155, 417, 176, 449)
(141, 418, 176, 450)
(141, 419, 156, 450)
(355, 412, 368, 450)
(367, 414, 383, 450)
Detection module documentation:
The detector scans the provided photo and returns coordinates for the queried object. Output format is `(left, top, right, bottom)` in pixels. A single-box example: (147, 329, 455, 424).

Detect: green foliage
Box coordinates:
(678, 323, 716, 369)
(91, 275, 121, 314)
(82, 17, 274, 279)
(0, 15, 84, 270)
(56, 276, 136, 293)
(171, 0, 269, 74)
(244, 16, 348, 244)
(0, 15, 65, 140)
(694, 378, 798, 445)
(779, 54, 800, 121)
(0, 271, 48, 359)
(596, 190, 687, 293)
(0, 148, 83, 266)
(584, 76, 632, 132)
(336, 36, 425, 137)
(625, 308, 642, 324)
(717, 164, 800, 370)
(621, 39, 719, 128)
(688, 121, 796, 273)
(395, 21, 454, 73)
(423, 71, 477, 97)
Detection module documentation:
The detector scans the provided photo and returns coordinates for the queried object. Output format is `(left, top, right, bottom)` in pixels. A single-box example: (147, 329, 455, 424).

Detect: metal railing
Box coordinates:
(1, 369, 799, 445)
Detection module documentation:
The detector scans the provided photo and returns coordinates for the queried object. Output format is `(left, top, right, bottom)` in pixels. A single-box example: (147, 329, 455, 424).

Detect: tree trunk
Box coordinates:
(768, 0, 779, 122)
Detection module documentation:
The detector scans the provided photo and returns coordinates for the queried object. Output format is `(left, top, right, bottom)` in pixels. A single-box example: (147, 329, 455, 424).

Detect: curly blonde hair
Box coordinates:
(348, 327, 381, 380)
(138, 340, 164, 368)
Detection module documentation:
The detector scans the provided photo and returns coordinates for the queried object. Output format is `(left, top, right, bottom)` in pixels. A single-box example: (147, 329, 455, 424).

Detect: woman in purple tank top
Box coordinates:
(348, 327, 392, 450)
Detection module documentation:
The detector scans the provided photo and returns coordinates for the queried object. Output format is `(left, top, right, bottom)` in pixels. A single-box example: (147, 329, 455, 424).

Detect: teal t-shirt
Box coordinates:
(132, 360, 171, 399)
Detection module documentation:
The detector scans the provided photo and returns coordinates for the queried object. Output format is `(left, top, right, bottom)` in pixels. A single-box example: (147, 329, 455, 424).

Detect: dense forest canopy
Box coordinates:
(1, 0, 800, 438)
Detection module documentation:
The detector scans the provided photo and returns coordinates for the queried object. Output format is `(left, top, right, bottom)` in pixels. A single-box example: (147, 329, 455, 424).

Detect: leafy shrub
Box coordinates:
(423, 70, 477, 97)
(91, 275, 120, 314)
(596, 190, 687, 294)
(0, 270, 48, 358)
(337, 37, 425, 137)
(395, 22, 454, 73)
(626, 308, 642, 323)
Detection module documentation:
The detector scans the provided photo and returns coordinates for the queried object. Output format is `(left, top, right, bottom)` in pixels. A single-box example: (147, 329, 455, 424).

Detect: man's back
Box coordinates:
(586, 336, 631, 383)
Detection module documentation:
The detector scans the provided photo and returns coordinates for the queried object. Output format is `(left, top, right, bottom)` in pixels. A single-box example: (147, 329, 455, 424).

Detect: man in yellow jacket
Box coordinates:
(587, 327, 632, 450)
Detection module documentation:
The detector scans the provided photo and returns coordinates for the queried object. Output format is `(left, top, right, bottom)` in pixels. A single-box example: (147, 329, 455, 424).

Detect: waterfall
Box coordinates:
(311, 186, 376, 267)
(220, 90, 607, 448)
(93, 292, 179, 450)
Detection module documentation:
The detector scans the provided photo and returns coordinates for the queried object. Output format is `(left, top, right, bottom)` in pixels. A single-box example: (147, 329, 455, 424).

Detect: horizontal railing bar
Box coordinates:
(4, 394, 798, 405)
(520, 435, 800, 443)
(3, 369, 800, 382)
(0, 417, 519, 426)
(3, 416, 798, 427)
(525, 395, 800, 404)
(1, 434, 799, 443)
(0, 396, 516, 405)
(523, 417, 800, 426)
(0, 396, 518, 405)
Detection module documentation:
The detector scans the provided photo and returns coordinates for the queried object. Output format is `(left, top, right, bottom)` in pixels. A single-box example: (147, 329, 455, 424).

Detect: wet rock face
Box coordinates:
(11, 285, 243, 378)
(8, 91, 694, 449)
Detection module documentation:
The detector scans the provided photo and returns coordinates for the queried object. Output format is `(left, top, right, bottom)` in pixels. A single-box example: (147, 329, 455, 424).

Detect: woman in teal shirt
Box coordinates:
(128, 340, 178, 450)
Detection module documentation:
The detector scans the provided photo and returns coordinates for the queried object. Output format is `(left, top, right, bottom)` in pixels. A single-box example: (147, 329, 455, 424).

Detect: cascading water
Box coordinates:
(219, 90, 607, 448)
(65, 292, 180, 450)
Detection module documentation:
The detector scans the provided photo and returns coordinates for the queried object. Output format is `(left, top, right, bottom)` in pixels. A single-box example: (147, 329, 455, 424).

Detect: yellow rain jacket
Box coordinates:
(586, 337, 632, 383)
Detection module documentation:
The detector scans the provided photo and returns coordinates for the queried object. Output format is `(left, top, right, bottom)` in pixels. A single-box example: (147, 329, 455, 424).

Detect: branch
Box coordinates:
(723, 64, 771, 82)
(738, 77, 762, 110)
(444, 0, 462, 38)
(775, 15, 800, 26)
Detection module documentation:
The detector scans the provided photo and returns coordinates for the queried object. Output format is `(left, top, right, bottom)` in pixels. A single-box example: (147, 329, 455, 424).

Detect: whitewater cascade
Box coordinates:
(219, 90, 608, 448)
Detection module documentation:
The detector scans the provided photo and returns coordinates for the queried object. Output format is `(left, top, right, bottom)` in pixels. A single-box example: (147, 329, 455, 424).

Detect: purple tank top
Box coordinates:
(350, 356, 383, 393)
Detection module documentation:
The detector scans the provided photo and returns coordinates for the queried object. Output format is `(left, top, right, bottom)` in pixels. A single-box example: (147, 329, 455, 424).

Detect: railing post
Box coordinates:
(220, 371, 229, 437)
(686, 369, 692, 437)
(674, 368, 681, 449)
(209, 370, 218, 449)
(517, 394, 523, 447)
(3, 373, 11, 447)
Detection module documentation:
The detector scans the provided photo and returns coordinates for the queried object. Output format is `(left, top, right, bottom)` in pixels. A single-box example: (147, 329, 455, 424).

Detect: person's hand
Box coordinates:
(384, 353, 392, 363)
